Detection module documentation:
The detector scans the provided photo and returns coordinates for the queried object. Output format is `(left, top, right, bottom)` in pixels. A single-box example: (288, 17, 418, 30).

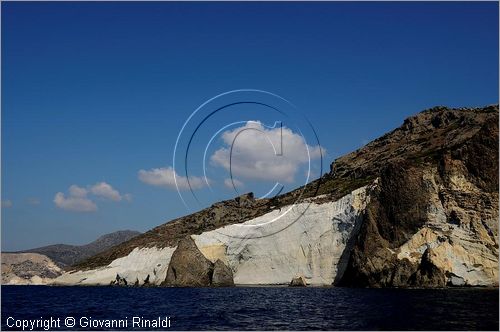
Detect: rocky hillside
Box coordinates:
(17, 230, 140, 267)
(63, 105, 498, 288)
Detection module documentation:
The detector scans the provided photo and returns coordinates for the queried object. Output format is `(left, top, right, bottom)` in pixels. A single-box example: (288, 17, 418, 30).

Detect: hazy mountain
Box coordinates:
(17, 230, 141, 267)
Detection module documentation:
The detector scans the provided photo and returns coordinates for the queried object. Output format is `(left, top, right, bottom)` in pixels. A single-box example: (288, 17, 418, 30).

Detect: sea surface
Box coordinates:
(2, 286, 498, 330)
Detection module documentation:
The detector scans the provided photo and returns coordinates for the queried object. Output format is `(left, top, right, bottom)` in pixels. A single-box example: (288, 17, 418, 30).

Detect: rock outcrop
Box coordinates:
(1, 253, 63, 285)
(212, 260, 234, 287)
(162, 237, 235, 287)
(163, 237, 214, 287)
(110, 274, 128, 286)
(289, 276, 307, 287)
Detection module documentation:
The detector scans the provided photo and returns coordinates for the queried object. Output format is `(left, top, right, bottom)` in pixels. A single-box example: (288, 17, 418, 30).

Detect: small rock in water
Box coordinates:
(289, 276, 307, 287)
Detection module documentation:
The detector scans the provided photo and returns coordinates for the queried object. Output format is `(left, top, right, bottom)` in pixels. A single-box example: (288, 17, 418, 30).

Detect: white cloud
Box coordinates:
(224, 178, 244, 189)
(1, 200, 13, 208)
(54, 192, 97, 212)
(138, 167, 207, 190)
(54, 182, 129, 212)
(90, 182, 122, 201)
(123, 193, 132, 202)
(69, 185, 88, 198)
(211, 121, 323, 183)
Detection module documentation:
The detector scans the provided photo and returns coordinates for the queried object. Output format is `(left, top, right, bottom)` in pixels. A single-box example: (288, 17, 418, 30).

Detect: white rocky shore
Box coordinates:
(52, 247, 176, 286)
(53, 186, 370, 286)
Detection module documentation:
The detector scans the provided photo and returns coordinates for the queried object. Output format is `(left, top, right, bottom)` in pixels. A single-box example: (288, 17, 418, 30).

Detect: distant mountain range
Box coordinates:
(15, 230, 140, 267)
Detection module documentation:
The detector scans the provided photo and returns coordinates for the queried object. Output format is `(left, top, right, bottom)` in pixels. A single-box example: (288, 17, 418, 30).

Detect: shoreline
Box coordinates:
(2, 283, 499, 290)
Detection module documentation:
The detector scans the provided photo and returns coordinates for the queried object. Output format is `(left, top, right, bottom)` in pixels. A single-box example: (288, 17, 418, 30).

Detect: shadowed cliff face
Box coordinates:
(338, 106, 499, 287)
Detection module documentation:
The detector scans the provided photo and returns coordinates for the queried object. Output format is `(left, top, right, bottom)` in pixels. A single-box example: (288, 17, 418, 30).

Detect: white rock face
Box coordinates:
(193, 186, 370, 285)
(52, 186, 370, 286)
(53, 246, 176, 286)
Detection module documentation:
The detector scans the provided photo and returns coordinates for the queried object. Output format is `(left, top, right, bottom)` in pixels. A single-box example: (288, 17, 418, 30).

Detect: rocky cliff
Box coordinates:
(337, 105, 499, 287)
(56, 105, 498, 288)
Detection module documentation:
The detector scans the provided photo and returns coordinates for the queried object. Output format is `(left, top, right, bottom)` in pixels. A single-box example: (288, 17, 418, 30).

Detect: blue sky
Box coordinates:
(2, 1, 498, 251)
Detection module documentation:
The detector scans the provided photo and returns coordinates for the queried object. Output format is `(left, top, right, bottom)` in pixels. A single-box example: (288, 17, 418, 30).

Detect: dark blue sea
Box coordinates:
(1, 286, 498, 330)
